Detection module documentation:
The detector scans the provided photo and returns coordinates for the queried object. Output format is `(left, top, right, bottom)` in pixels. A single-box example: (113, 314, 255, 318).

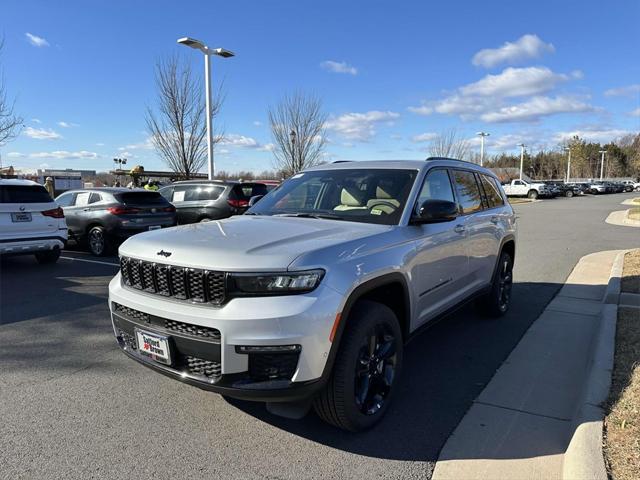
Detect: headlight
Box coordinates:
(229, 269, 325, 296)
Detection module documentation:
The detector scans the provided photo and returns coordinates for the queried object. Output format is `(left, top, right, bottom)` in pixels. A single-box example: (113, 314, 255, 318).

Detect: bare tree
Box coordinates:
(428, 129, 471, 160)
(0, 37, 23, 148)
(146, 55, 223, 178)
(268, 92, 327, 176)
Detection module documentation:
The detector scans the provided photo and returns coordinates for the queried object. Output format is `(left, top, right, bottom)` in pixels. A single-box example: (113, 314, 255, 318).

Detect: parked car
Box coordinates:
(56, 188, 176, 256)
(501, 179, 552, 199)
(0, 178, 67, 263)
(620, 180, 636, 192)
(588, 182, 609, 194)
(543, 181, 579, 198)
(159, 180, 269, 224)
(109, 158, 517, 431)
(566, 182, 591, 195)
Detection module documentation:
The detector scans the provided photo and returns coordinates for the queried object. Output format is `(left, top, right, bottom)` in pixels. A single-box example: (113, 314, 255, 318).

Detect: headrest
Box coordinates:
(376, 186, 394, 199)
(341, 187, 364, 206)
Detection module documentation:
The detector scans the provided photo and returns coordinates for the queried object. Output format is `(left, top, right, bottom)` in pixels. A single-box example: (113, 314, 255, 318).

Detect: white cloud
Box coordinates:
(221, 134, 260, 148)
(253, 120, 263, 127)
(326, 111, 400, 141)
(31, 118, 42, 124)
(23, 126, 62, 140)
(320, 60, 358, 75)
(552, 128, 634, 144)
(480, 96, 594, 123)
(25, 33, 49, 48)
(630, 108, 640, 117)
(9, 151, 99, 160)
(407, 104, 433, 115)
(411, 132, 439, 143)
(604, 84, 640, 97)
(460, 67, 570, 98)
(57, 121, 79, 128)
(119, 138, 154, 151)
(472, 34, 554, 68)
(96, 142, 105, 146)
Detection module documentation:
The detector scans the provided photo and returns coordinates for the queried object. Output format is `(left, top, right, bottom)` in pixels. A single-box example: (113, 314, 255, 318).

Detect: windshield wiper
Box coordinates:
(273, 212, 344, 220)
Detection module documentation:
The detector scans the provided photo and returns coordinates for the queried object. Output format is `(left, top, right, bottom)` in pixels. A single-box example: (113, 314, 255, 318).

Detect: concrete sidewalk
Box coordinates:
(432, 250, 624, 480)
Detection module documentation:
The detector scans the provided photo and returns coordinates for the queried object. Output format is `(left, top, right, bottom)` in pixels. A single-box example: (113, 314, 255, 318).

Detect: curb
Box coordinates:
(562, 251, 626, 480)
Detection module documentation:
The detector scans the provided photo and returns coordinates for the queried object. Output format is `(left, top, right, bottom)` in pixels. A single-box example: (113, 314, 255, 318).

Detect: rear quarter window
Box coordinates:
(232, 184, 268, 200)
(0, 185, 52, 203)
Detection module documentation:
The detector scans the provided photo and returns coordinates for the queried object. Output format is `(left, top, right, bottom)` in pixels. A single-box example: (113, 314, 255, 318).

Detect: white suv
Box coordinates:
(109, 159, 516, 431)
(0, 179, 67, 263)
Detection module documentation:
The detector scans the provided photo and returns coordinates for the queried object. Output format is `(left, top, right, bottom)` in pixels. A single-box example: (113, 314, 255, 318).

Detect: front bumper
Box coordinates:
(108, 274, 343, 401)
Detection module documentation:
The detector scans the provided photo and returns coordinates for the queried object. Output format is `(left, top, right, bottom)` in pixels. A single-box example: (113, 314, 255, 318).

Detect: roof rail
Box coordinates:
(332, 160, 353, 163)
(425, 156, 482, 167)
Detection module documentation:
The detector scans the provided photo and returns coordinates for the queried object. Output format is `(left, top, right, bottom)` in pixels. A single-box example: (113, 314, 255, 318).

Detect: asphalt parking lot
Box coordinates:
(1, 193, 638, 480)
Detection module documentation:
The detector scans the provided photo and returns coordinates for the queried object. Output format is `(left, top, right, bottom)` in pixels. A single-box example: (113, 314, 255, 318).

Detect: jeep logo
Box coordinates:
(157, 250, 172, 258)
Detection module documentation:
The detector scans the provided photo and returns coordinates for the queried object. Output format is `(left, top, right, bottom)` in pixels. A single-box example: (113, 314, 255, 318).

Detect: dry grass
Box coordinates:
(622, 249, 640, 294)
(631, 197, 640, 205)
(628, 207, 640, 221)
(604, 249, 640, 480)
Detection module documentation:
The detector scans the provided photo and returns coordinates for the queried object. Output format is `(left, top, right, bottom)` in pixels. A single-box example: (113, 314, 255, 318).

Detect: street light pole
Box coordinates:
(177, 37, 235, 180)
(564, 146, 572, 183)
(476, 132, 490, 166)
(598, 150, 607, 180)
(517, 143, 526, 180)
(289, 130, 297, 172)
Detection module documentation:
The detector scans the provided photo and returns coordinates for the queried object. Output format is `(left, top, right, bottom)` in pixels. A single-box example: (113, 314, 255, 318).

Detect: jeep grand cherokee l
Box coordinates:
(109, 158, 517, 431)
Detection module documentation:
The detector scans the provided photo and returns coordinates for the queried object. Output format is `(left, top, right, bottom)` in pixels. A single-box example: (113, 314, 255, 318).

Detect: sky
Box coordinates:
(1, 0, 639, 174)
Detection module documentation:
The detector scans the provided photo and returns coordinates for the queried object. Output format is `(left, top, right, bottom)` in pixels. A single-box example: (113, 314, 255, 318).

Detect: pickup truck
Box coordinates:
(501, 179, 551, 199)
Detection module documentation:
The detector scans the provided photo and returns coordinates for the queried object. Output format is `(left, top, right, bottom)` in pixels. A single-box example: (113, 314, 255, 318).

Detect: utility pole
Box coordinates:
(517, 143, 526, 180)
(598, 150, 607, 180)
(564, 146, 572, 183)
(476, 132, 490, 166)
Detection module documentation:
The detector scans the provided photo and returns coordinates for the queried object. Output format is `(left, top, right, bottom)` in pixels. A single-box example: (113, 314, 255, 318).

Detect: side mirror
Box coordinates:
(411, 199, 458, 224)
(248, 194, 265, 207)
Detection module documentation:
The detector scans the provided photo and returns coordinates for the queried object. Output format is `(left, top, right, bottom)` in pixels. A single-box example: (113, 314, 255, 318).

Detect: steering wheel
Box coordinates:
(367, 200, 398, 214)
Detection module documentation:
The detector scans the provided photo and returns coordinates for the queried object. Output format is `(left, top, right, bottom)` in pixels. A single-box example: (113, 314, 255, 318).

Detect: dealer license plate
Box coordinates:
(11, 212, 32, 222)
(135, 329, 172, 365)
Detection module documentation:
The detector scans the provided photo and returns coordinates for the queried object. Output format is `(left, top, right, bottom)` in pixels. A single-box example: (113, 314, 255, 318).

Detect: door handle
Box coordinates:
(454, 224, 465, 234)
(490, 216, 500, 224)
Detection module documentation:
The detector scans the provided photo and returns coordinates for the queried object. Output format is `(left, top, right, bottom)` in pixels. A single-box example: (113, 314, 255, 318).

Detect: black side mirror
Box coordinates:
(248, 195, 265, 207)
(411, 199, 458, 224)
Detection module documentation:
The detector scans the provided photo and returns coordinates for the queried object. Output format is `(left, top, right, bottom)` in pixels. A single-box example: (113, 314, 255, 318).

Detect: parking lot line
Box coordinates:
(60, 256, 119, 267)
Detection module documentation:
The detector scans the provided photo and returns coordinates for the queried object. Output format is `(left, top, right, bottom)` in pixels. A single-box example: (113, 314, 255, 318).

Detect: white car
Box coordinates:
(0, 178, 67, 263)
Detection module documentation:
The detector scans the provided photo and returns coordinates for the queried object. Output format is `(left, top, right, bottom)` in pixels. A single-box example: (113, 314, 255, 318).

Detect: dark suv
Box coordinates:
(159, 180, 268, 224)
(55, 188, 176, 256)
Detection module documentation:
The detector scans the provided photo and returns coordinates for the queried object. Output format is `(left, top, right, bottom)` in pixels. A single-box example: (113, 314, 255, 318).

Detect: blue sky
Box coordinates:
(1, 0, 639, 173)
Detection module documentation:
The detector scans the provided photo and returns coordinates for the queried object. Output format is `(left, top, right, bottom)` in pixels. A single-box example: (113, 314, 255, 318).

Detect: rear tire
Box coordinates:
(566, 190, 574, 198)
(314, 300, 403, 432)
(479, 250, 514, 317)
(527, 190, 538, 200)
(199, 217, 212, 223)
(87, 226, 110, 256)
(35, 248, 60, 264)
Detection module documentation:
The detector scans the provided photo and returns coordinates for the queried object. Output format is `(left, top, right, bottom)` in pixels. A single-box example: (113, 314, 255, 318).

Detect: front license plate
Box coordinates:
(135, 329, 172, 365)
(11, 212, 32, 222)
(148, 225, 161, 231)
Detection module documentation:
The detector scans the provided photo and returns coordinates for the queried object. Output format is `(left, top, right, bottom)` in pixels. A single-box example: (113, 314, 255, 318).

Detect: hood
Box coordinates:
(119, 215, 390, 271)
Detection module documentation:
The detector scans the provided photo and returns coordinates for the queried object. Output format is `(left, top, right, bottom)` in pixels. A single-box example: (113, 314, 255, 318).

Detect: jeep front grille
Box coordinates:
(120, 256, 227, 306)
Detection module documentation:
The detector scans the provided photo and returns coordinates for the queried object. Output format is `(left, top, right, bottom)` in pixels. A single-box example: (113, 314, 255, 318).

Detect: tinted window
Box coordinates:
(167, 185, 224, 202)
(480, 175, 504, 208)
(452, 170, 483, 214)
(89, 193, 102, 204)
(55, 192, 76, 207)
(0, 185, 52, 203)
(416, 169, 455, 209)
(116, 192, 166, 205)
(232, 183, 269, 200)
(194, 186, 224, 201)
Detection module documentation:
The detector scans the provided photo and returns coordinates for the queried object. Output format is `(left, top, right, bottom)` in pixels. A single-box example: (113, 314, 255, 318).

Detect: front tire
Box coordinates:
(87, 226, 110, 256)
(566, 190, 574, 198)
(314, 300, 403, 431)
(35, 248, 60, 264)
(527, 190, 538, 199)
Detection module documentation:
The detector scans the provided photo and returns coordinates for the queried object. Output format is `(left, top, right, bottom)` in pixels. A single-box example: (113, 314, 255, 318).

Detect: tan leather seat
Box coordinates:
(366, 186, 400, 214)
(334, 187, 368, 211)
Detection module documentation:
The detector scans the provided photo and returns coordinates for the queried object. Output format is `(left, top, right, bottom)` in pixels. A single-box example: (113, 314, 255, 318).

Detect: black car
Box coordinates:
(55, 188, 177, 256)
(159, 180, 268, 224)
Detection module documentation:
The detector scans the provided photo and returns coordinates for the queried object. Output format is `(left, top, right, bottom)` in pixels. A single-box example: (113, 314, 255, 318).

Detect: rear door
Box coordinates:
(0, 184, 59, 240)
(450, 170, 495, 292)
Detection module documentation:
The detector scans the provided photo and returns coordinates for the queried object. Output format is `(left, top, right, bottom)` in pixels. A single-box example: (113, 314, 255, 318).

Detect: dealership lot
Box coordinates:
(1, 193, 638, 480)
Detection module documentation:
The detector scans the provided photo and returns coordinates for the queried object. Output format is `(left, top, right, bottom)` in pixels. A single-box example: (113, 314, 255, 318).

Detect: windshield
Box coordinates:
(247, 168, 418, 225)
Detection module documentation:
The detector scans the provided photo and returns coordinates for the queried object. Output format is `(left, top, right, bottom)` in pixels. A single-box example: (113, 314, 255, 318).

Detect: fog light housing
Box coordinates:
(235, 345, 301, 354)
